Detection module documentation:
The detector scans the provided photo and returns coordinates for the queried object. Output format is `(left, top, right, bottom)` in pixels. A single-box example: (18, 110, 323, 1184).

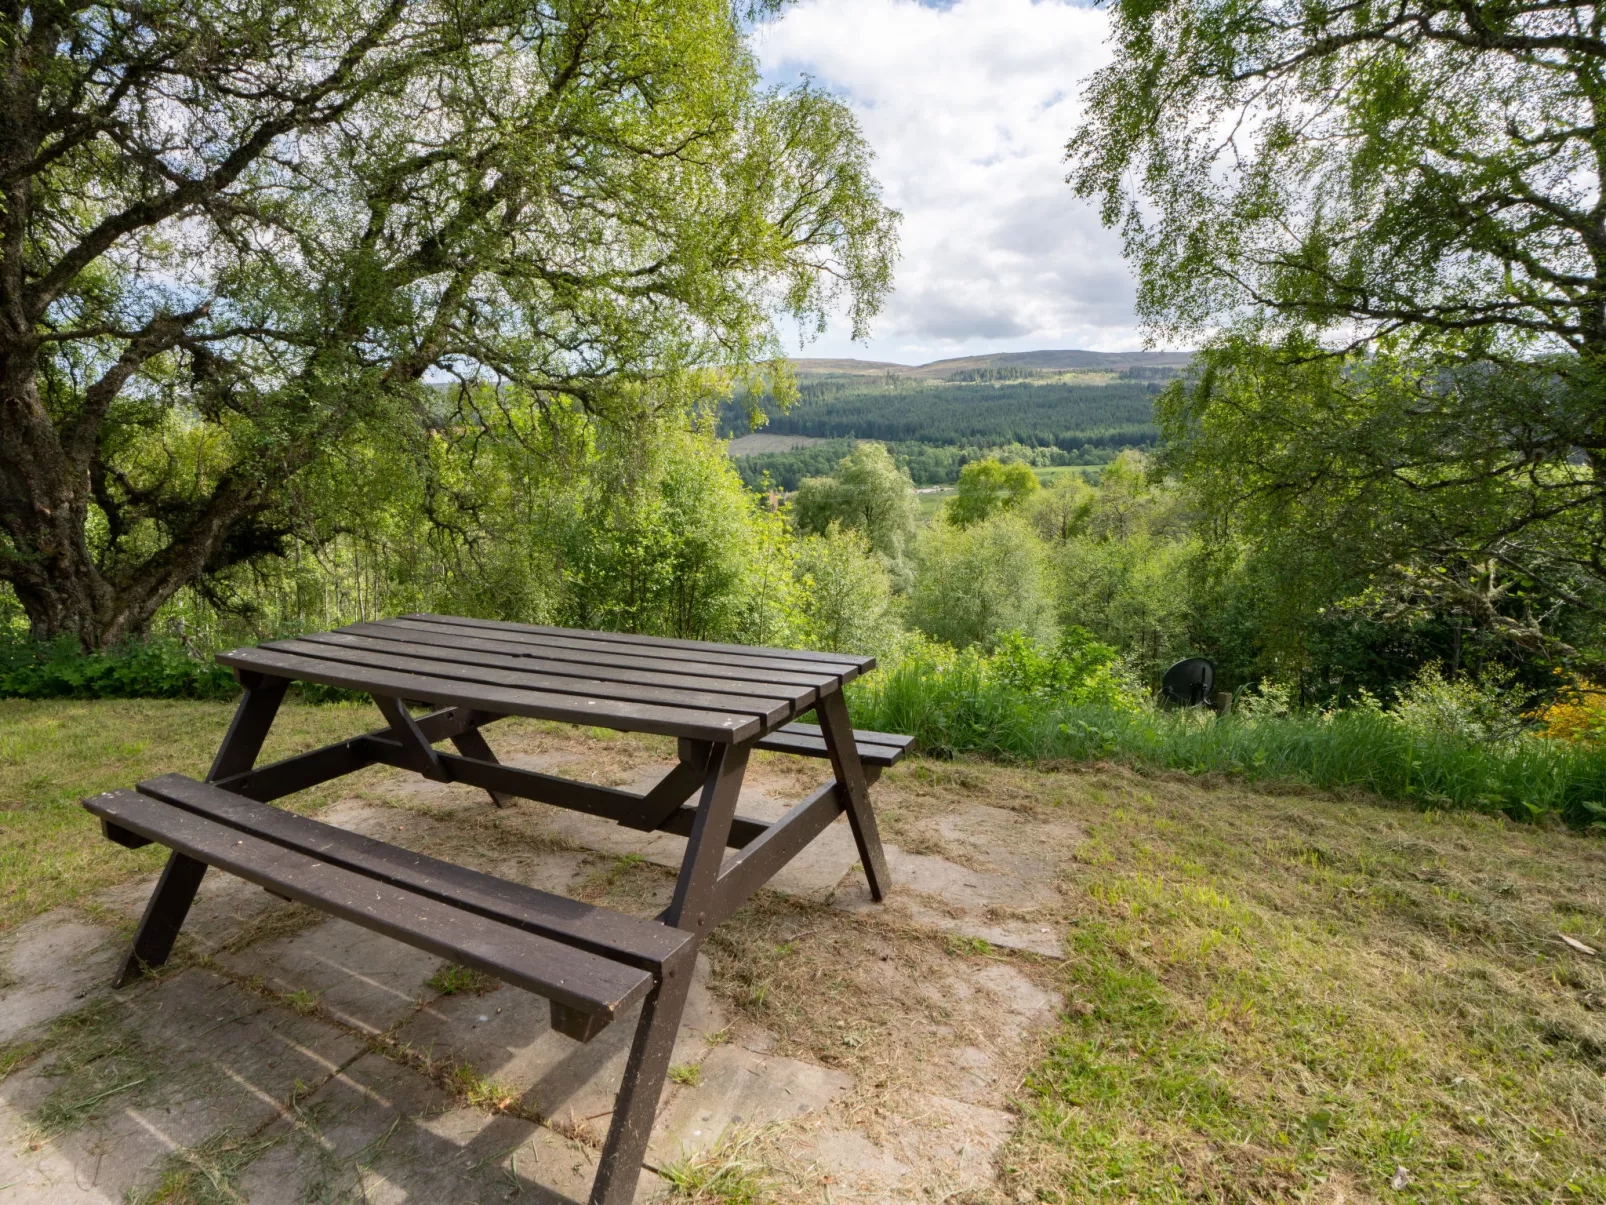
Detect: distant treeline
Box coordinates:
(730, 439, 1129, 491)
(721, 377, 1160, 449)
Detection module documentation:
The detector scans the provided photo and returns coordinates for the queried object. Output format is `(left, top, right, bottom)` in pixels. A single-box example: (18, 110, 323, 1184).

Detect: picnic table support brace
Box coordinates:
(115, 673, 289, 987)
(445, 721, 512, 807)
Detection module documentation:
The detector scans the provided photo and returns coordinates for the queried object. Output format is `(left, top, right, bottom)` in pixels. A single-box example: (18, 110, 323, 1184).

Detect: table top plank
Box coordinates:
(217, 646, 762, 743)
(266, 637, 799, 726)
(345, 620, 837, 692)
(389, 616, 869, 684)
(299, 630, 822, 711)
(408, 613, 875, 671)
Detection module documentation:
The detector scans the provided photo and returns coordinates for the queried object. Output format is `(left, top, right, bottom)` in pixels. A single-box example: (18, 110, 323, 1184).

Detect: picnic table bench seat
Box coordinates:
(84, 774, 694, 1039)
(754, 721, 914, 770)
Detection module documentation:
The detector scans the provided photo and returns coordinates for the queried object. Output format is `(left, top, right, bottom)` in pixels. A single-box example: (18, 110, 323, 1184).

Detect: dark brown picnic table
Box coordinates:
(82, 613, 911, 1205)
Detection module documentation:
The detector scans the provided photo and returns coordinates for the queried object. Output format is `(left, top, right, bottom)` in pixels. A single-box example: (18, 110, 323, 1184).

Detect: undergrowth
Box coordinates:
(849, 652, 1606, 830)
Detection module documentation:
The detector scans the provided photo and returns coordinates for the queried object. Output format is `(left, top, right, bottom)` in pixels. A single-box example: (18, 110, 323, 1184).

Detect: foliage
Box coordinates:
(560, 425, 777, 640)
(945, 458, 1041, 527)
(0, 635, 235, 701)
(791, 442, 919, 583)
(1535, 675, 1606, 747)
(908, 514, 1055, 650)
(790, 524, 900, 656)
(850, 647, 1606, 830)
(730, 438, 1116, 491)
(992, 628, 1147, 713)
(1070, 0, 1606, 660)
(1, 0, 898, 648)
(1158, 345, 1606, 664)
(1365, 662, 1537, 748)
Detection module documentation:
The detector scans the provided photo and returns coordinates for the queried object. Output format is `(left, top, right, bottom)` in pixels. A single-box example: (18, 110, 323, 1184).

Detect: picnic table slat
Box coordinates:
(86, 787, 656, 1017)
(299, 629, 820, 713)
(407, 612, 875, 670)
(384, 616, 868, 684)
(265, 636, 799, 726)
(349, 619, 840, 692)
(215, 646, 760, 743)
(138, 774, 689, 969)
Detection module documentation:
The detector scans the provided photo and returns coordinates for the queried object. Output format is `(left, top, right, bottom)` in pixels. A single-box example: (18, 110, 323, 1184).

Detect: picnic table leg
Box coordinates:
(817, 689, 891, 901)
(591, 747, 750, 1202)
(588, 946, 698, 1205)
(665, 742, 751, 932)
(114, 674, 289, 987)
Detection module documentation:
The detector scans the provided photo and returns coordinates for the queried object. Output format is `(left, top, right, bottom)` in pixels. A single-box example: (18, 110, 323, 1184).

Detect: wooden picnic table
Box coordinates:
(82, 613, 911, 1205)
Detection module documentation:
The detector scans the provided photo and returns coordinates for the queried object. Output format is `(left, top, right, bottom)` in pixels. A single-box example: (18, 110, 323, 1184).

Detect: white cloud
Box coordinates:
(756, 0, 1152, 363)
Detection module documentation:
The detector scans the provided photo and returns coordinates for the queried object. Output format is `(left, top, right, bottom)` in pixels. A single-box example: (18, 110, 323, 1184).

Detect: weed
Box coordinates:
(660, 1132, 773, 1203)
(283, 988, 324, 1016)
(668, 1061, 704, 1087)
(127, 1128, 281, 1204)
(424, 962, 498, 996)
(446, 1063, 518, 1112)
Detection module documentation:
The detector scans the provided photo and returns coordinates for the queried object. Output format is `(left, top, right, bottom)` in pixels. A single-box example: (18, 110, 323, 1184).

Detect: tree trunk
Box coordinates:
(0, 342, 126, 646)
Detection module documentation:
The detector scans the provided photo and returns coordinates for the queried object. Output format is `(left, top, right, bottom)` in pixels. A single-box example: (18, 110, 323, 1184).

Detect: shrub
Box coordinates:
(849, 641, 1606, 830)
(0, 635, 237, 700)
(909, 514, 1055, 649)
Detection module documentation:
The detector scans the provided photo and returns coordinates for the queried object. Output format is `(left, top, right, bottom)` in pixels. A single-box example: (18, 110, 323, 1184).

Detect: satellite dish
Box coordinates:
(1161, 658, 1215, 708)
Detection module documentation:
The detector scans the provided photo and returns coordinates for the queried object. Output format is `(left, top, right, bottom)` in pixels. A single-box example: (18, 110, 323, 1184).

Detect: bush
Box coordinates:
(909, 514, 1055, 649)
(0, 635, 238, 700)
(849, 642, 1606, 831)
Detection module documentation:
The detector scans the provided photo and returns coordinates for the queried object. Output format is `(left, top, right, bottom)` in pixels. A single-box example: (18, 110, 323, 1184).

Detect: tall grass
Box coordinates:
(848, 652, 1606, 830)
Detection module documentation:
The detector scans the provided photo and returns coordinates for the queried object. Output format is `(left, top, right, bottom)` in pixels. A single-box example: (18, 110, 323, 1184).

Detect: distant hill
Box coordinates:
(790, 349, 1193, 380)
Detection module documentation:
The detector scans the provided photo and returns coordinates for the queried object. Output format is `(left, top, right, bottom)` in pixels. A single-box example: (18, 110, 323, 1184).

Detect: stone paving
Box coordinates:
(0, 733, 1079, 1202)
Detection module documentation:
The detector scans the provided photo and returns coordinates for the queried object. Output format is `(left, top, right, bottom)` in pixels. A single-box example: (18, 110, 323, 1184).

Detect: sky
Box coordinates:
(755, 0, 1154, 365)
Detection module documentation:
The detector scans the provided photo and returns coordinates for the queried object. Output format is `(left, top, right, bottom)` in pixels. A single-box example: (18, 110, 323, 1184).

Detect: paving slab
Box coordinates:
(0, 968, 364, 1203)
(394, 953, 727, 1140)
(834, 805, 1071, 956)
(646, 1043, 853, 1164)
(0, 910, 122, 1043)
(798, 1093, 1014, 1201)
(236, 1051, 666, 1205)
(215, 916, 441, 1035)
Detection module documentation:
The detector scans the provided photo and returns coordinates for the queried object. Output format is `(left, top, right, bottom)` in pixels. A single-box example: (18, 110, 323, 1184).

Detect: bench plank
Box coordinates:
(754, 722, 914, 768)
(137, 774, 689, 971)
(85, 788, 655, 1019)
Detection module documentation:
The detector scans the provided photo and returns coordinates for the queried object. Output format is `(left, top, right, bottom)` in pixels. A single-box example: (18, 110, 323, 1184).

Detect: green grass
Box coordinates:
(995, 764, 1606, 1202)
(660, 1132, 773, 1203)
(848, 655, 1606, 829)
(0, 698, 395, 930)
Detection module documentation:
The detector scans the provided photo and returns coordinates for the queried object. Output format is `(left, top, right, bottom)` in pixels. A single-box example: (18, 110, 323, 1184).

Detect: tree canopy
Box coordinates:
(0, 0, 898, 647)
(1068, 0, 1606, 660)
(791, 440, 918, 578)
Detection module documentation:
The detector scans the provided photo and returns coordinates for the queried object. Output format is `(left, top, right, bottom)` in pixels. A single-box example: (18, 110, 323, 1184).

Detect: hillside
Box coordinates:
(790, 348, 1192, 379)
